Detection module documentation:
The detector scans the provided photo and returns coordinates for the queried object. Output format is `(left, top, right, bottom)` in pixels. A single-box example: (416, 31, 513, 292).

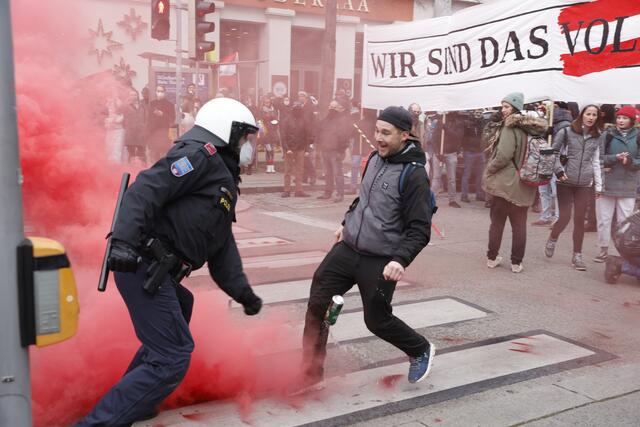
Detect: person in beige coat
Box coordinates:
(482, 92, 547, 273)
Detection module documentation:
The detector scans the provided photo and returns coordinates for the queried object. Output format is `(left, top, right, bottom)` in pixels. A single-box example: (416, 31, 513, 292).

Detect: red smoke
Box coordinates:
(12, 1, 304, 426)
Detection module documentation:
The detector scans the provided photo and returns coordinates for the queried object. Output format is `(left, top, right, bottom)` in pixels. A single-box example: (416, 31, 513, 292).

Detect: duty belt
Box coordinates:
(141, 238, 192, 294)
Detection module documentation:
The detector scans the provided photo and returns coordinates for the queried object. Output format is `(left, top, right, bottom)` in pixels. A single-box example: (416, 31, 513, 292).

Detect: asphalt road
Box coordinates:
(139, 188, 640, 427)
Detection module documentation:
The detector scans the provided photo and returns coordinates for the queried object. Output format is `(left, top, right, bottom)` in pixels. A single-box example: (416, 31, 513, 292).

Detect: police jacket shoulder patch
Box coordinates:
(171, 156, 195, 177)
(202, 143, 217, 157)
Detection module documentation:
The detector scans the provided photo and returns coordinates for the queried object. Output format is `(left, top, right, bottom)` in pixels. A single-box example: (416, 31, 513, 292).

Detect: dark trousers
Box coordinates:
(461, 151, 485, 199)
(321, 151, 345, 197)
(487, 196, 529, 264)
(302, 242, 427, 380)
(550, 184, 591, 253)
(585, 186, 597, 226)
(76, 265, 194, 427)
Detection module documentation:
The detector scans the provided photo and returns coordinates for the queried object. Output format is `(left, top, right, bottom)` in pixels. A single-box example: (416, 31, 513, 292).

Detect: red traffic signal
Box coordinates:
(188, 1, 216, 61)
(151, 0, 170, 40)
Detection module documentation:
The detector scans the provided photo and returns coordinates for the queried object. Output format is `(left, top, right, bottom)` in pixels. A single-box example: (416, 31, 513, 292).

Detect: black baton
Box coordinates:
(98, 172, 130, 292)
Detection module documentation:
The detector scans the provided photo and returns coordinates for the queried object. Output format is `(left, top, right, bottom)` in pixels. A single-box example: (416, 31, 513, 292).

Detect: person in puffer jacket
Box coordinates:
(482, 92, 547, 273)
(594, 105, 640, 264)
(544, 105, 603, 271)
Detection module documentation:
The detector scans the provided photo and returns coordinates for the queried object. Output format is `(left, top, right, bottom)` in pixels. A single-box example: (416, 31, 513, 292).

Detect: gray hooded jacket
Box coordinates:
(342, 141, 432, 267)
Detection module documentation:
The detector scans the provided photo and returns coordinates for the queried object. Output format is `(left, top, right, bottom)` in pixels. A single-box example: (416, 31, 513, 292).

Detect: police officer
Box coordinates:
(76, 98, 263, 426)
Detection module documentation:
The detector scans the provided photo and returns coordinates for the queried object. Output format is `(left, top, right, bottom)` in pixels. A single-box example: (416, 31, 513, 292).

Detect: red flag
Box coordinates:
(218, 52, 239, 93)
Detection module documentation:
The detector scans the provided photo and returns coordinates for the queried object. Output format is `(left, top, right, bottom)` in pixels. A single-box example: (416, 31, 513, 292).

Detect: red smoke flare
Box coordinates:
(12, 1, 306, 425)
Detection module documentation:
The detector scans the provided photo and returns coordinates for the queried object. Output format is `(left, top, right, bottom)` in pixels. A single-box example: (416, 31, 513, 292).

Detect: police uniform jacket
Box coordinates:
(112, 125, 252, 302)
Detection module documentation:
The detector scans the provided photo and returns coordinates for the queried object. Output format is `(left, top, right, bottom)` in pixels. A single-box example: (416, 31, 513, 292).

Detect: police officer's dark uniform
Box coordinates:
(76, 103, 262, 426)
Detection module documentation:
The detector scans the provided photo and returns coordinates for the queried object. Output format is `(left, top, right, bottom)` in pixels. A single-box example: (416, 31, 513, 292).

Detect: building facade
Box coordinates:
(79, 0, 483, 103)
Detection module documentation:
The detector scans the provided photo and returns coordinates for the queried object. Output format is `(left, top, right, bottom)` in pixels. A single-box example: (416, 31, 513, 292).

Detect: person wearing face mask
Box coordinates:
(75, 98, 262, 427)
(594, 106, 640, 264)
(148, 85, 176, 163)
(544, 105, 603, 271)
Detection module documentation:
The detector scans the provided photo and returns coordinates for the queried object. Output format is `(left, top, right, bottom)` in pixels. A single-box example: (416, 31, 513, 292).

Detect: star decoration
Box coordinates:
(89, 19, 123, 65)
(118, 8, 148, 41)
(113, 57, 137, 85)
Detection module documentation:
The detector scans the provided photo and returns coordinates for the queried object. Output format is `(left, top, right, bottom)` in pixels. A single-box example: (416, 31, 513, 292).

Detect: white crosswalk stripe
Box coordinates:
(189, 250, 326, 278)
(221, 279, 411, 307)
(253, 298, 487, 355)
(260, 211, 340, 231)
(139, 334, 596, 427)
(236, 236, 292, 249)
(232, 225, 253, 234)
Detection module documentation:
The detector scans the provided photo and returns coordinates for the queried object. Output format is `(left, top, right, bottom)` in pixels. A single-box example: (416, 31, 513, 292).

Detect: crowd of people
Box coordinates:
(102, 81, 640, 279)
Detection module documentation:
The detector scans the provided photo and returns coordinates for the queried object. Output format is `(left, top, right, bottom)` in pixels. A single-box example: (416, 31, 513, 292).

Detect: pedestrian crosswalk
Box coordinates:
(137, 212, 611, 427)
(139, 334, 600, 427)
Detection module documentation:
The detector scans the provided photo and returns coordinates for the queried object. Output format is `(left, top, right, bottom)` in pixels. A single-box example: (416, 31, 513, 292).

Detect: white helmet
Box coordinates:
(194, 98, 258, 146)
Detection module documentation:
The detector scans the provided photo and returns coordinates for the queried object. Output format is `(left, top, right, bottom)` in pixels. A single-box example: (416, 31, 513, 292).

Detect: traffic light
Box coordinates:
(188, 0, 216, 61)
(151, 0, 170, 40)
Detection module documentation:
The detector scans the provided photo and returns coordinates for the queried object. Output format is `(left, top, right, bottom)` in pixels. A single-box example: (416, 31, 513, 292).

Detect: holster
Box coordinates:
(141, 238, 192, 295)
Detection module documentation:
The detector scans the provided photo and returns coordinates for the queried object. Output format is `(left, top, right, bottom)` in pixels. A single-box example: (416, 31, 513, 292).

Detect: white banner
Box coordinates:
(362, 0, 640, 111)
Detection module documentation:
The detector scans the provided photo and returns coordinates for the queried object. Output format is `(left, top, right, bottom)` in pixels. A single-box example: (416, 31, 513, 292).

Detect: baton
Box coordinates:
(98, 172, 131, 292)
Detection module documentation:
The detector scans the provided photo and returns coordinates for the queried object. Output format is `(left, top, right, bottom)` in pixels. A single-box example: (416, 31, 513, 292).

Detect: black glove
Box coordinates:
(108, 239, 141, 273)
(238, 288, 262, 316)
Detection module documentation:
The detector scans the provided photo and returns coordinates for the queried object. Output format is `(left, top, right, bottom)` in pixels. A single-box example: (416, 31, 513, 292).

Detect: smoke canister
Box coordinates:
(324, 295, 344, 326)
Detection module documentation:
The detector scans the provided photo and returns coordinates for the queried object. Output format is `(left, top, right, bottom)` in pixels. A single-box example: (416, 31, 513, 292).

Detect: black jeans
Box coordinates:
(487, 196, 529, 264)
(550, 184, 591, 253)
(302, 242, 428, 380)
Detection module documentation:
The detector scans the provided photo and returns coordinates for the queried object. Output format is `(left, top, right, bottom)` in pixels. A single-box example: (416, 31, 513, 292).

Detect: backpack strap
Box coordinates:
(399, 161, 424, 194)
(399, 161, 438, 215)
(361, 150, 378, 180)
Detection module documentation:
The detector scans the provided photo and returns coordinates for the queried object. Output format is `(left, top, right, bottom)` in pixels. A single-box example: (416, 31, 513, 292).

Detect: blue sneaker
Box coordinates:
(408, 341, 435, 383)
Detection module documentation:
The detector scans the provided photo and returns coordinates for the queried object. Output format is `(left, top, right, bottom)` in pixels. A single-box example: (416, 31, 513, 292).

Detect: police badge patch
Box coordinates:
(171, 157, 194, 177)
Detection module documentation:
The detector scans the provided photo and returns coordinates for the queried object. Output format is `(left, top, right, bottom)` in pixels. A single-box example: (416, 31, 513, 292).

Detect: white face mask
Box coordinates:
(239, 140, 253, 167)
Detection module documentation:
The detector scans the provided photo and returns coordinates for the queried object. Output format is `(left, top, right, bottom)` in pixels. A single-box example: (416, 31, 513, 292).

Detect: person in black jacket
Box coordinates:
(75, 98, 263, 427)
(302, 106, 436, 390)
(460, 111, 486, 203)
(147, 85, 176, 163)
(316, 100, 351, 202)
(281, 104, 311, 197)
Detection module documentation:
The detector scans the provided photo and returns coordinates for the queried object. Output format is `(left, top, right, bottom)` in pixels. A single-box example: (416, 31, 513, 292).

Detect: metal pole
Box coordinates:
(0, 1, 31, 426)
(175, 0, 183, 133)
(434, 0, 452, 17)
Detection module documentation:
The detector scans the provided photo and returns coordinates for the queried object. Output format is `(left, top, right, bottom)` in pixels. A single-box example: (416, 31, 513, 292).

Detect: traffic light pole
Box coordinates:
(175, 0, 183, 135)
(0, 0, 32, 426)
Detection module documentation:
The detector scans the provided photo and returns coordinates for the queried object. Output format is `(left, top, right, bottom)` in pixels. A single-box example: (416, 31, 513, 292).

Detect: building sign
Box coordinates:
(362, 0, 640, 111)
(224, 0, 413, 22)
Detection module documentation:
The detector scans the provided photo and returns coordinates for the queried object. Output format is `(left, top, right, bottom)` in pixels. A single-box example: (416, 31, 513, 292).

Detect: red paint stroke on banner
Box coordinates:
(558, 0, 640, 33)
(559, 0, 640, 76)
(562, 37, 640, 76)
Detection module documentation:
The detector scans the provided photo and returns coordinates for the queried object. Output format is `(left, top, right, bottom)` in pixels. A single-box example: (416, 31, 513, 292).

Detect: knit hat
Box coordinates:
(501, 92, 524, 112)
(378, 106, 413, 131)
(616, 105, 638, 121)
